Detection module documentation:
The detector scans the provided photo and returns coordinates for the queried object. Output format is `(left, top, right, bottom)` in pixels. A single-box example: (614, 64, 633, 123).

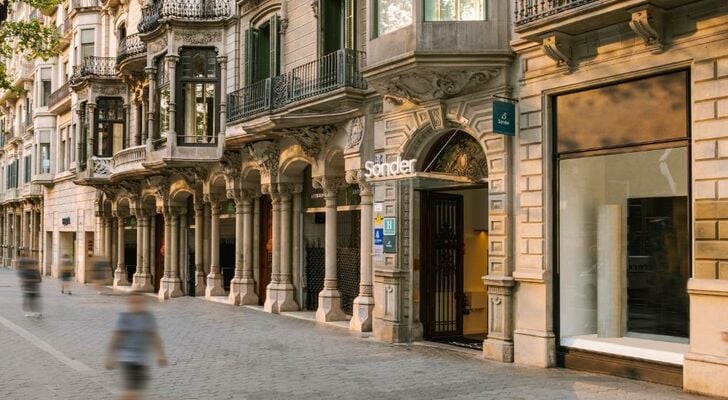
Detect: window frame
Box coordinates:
(423, 0, 487, 22)
(176, 47, 220, 146)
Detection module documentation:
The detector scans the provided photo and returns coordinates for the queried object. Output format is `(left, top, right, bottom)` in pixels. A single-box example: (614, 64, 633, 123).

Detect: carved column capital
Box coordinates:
(345, 169, 372, 197)
(312, 176, 345, 199)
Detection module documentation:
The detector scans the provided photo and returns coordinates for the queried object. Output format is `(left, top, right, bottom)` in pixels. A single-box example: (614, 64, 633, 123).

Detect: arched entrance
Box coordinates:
(417, 130, 489, 348)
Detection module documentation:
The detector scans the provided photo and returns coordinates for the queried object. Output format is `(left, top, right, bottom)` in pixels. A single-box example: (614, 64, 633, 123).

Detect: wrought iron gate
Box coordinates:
(422, 192, 464, 339)
(305, 211, 361, 315)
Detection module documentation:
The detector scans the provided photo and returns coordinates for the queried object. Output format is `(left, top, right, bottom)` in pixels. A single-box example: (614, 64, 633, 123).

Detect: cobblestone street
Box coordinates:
(0, 269, 703, 400)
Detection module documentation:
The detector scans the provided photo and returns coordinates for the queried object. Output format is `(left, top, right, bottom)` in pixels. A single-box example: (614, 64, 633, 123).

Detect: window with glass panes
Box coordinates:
(156, 56, 169, 138)
(424, 0, 486, 21)
(23, 155, 30, 183)
(178, 48, 218, 144)
(39, 143, 50, 174)
(376, 0, 412, 36)
(40, 68, 52, 106)
(95, 98, 125, 157)
(80, 29, 94, 63)
(243, 16, 281, 85)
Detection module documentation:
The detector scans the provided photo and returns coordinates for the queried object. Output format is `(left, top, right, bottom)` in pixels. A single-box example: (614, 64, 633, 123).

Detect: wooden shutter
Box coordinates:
(344, 0, 355, 49)
(269, 15, 280, 77)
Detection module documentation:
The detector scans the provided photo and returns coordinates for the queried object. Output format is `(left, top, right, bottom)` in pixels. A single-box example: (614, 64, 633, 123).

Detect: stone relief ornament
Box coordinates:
(174, 30, 222, 46)
(345, 116, 364, 150)
(382, 68, 501, 105)
(428, 132, 488, 182)
(245, 141, 280, 179)
(275, 125, 335, 159)
(148, 36, 168, 54)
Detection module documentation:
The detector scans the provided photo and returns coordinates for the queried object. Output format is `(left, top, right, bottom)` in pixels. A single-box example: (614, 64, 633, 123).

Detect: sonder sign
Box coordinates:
(364, 157, 416, 179)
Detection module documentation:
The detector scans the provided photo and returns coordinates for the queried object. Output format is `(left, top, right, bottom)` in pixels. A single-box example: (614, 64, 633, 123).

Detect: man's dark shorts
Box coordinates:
(121, 363, 148, 391)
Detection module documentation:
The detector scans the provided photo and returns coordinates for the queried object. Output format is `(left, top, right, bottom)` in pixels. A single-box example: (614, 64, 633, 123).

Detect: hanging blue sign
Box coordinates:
(493, 98, 516, 136)
(374, 228, 384, 245)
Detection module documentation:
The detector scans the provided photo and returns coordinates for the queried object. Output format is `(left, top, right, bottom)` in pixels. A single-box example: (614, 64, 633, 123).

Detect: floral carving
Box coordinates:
(174, 30, 222, 46)
(382, 68, 501, 105)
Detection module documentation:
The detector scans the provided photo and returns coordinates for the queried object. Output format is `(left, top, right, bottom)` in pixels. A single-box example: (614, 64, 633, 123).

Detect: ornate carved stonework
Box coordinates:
(345, 169, 372, 196)
(312, 176, 346, 198)
(542, 33, 573, 69)
(381, 68, 501, 105)
(147, 36, 168, 54)
(427, 131, 488, 182)
(629, 5, 664, 53)
(275, 125, 335, 159)
(94, 84, 126, 97)
(280, 18, 289, 34)
(174, 30, 222, 46)
(345, 116, 364, 150)
(220, 151, 243, 178)
(147, 177, 171, 203)
(245, 141, 280, 179)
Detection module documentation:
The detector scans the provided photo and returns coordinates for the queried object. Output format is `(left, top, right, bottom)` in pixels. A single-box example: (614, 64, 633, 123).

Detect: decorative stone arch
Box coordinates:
(169, 180, 195, 207)
(395, 110, 514, 362)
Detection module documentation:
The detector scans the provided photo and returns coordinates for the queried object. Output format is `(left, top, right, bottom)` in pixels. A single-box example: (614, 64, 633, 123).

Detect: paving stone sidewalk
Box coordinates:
(0, 269, 703, 399)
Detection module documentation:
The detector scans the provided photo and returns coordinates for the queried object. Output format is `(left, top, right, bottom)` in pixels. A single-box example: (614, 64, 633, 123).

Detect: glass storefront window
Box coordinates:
(424, 0, 486, 21)
(558, 147, 690, 340)
(377, 0, 412, 36)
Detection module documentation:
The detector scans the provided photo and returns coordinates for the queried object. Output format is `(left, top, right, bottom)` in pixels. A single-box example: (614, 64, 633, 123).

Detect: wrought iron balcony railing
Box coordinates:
(117, 34, 146, 65)
(70, 57, 117, 84)
(72, 0, 100, 10)
(49, 81, 71, 108)
(227, 49, 367, 122)
(138, 0, 231, 33)
(514, 0, 599, 26)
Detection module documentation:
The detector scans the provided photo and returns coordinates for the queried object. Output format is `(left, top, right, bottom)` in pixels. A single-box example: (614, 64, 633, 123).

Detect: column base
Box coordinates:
(195, 270, 207, 297)
(130, 273, 154, 292)
(229, 278, 258, 305)
(263, 283, 279, 313)
(205, 272, 224, 298)
(158, 277, 184, 300)
(316, 288, 346, 322)
(513, 329, 556, 367)
(276, 283, 298, 313)
(113, 268, 129, 287)
(349, 295, 374, 332)
(483, 338, 514, 363)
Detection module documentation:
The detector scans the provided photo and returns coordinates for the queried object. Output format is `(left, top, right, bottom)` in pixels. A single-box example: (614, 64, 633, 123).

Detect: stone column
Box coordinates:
(140, 100, 148, 144)
(194, 201, 206, 296)
(113, 213, 129, 286)
(229, 190, 258, 305)
(350, 174, 374, 331)
(315, 176, 345, 322)
(263, 185, 280, 313)
(98, 214, 106, 256)
(145, 66, 157, 140)
(217, 56, 227, 142)
(205, 197, 224, 297)
(131, 210, 153, 291)
(123, 103, 131, 148)
(87, 103, 96, 161)
(160, 207, 183, 299)
(277, 184, 298, 312)
(149, 216, 156, 282)
(19, 209, 26, 256)
(203, 203, 211, 276)
(166, 55, 179, 142)
(104, 216, 113, 258)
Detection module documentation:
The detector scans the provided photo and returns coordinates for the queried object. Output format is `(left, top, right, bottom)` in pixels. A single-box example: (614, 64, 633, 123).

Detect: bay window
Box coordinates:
(94, 98, 125, 157)
(177, 48, 218, 145)
(376, 0, 412, 36)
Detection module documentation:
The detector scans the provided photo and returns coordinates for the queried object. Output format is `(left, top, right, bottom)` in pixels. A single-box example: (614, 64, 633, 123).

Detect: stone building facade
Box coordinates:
(1, 0, 727, 397)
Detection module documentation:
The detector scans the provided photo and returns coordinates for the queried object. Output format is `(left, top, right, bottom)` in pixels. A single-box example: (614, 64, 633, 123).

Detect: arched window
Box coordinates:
(177, 48, 219, 144)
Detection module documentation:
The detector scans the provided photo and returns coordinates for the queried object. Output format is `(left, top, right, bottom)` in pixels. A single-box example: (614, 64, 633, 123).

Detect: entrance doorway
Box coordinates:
(416, 130, 490, 349)
(421, 192, 464, 339)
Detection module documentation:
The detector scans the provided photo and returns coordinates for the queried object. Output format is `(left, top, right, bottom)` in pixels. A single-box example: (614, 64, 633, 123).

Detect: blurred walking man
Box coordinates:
(60, 253, 73, 295)
(106, 292, 167, 400)
(17, 254, 42, 318)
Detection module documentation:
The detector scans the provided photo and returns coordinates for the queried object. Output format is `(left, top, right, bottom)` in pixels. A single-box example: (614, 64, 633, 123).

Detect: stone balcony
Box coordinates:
(71, 0, 101, 13)
(20, 183, 42, 199)
(144, 132, 223, 170)
(56, 18, 72, 50)
(75, 156, 113, 186)
(48, 81, 71, 114)
(513, 0, 698, 41)
(0, 188, 19, 204)
(111, 145, 148, 181)
(226, 49, 368, 136)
